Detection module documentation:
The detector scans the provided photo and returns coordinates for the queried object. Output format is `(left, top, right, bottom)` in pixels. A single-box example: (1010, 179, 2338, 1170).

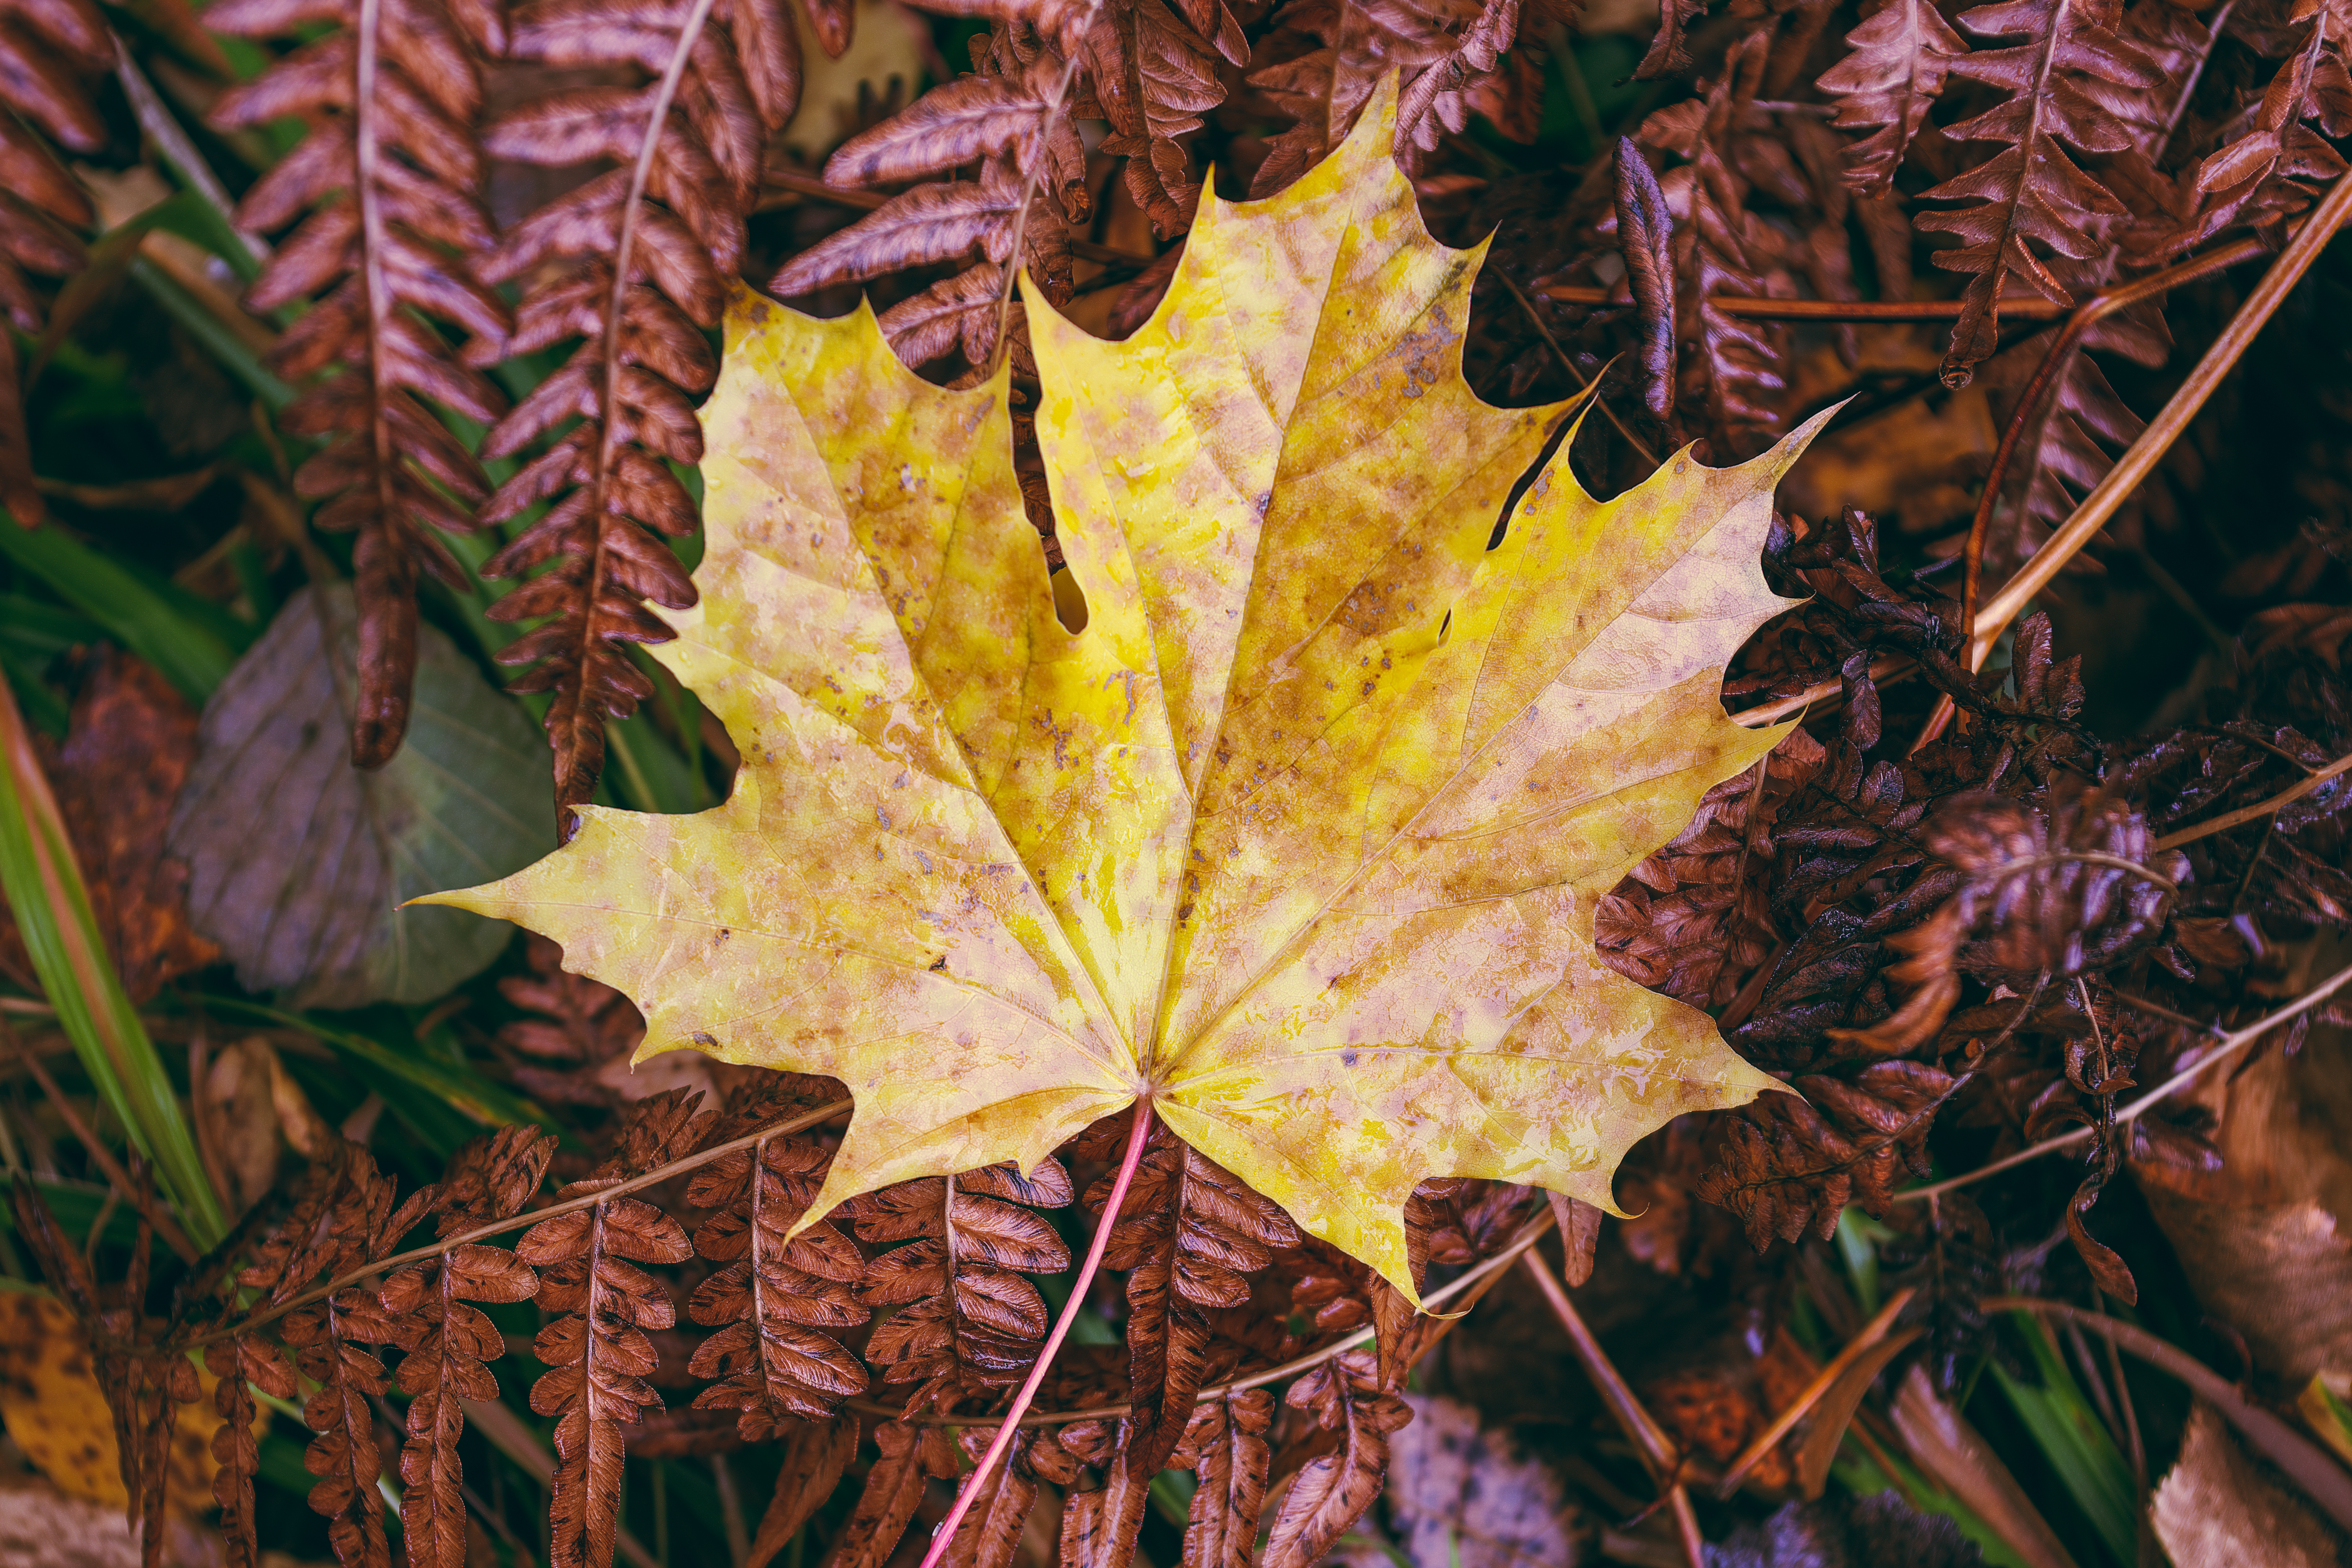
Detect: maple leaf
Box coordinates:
(424, 81, 1823, 1299)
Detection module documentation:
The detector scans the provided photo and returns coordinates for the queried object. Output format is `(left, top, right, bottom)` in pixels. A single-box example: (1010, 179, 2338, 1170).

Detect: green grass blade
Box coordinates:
(0, 677, 225, 1247)
(1992, 1314, 2136, 1566)
(0, 522, 239, 701)
(201, 996, 557, 1132)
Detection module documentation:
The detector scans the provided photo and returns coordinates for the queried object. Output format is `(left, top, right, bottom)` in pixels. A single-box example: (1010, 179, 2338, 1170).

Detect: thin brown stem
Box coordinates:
(2154, 749, 2352, 849)
(1519, 1250, 1706, 1568)
(1715, 1286, 1917, 1495)
(1535, 284, 2071, 321)
(1957, 238, 2268, 648)
(1970, 177, 2352, 666)
(1495, 272, 1659, 467)
(1730, 656, 1915, 729)
(1898, 958, 2352, 1201)
(1984, 1298, 2352, 1532)
(9, 1029, 198, 1265)
(186, 1098, 854, 1348)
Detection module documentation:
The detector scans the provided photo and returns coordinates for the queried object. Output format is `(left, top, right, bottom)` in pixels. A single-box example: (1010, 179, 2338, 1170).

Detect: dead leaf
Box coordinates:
(1889, 1366, 2078, 1568)
(0, 1295, 231, 1516)
(2135, 1011, 2352, 1388)
(0, 651, 220, 1004)
(2151, 1401, 2343, 1568)
(168, 583, 556, 1009)
(200, 1036, 281, 1215)
(429, 80, 1820, 1296)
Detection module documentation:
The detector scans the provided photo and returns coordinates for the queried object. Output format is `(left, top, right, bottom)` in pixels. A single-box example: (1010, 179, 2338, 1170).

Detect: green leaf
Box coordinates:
(168, 583, 558, 1007)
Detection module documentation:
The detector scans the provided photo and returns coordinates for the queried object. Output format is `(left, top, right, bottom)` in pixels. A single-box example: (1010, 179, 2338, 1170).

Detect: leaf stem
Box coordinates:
(849, 1206, 1560, 1426)
(915, 1096, 1154, 1568)
(1968, 174, 2352, 668)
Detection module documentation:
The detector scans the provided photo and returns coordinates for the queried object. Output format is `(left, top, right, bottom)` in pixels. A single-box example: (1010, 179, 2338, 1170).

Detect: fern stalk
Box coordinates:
(0, 672, 225, 1248)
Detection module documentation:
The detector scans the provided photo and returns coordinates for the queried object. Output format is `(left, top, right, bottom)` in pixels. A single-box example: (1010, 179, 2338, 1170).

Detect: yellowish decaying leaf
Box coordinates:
(425, 79, 1818, 1299)
(0, 1294, 228, 1512)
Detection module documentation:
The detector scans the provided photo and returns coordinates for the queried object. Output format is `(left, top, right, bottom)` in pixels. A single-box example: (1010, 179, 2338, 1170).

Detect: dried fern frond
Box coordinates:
(0, 0, 107, 523)
(686, 1079, 871, 1432)
(773, 19, 1091, 368)
(1818, 0, 1971, 196)
(1913, 0, 2163, 387)
(841, 1154, 1075, 1414)
(379, 1127, 556, 1568)
(518, 1091, 710, 1568)
(1078, 1118, 1297, 1479)
(205, 0, 512, 766)
(1261, 1348, 1411, 1568)
(499, 931, 648, 1108)
(2145, 0, 2352, 258)
(470, 0, 802, 831)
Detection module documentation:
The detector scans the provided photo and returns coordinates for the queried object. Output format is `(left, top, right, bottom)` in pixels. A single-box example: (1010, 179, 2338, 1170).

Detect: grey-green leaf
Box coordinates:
(168, 583, 556, 1008)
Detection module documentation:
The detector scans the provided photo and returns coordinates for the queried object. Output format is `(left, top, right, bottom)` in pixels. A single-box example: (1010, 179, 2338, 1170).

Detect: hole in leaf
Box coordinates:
(1052, 563, 1089, 634)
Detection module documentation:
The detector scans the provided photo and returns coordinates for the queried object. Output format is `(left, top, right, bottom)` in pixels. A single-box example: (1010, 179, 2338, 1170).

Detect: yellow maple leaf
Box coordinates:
(425, 81, 1821, 1300)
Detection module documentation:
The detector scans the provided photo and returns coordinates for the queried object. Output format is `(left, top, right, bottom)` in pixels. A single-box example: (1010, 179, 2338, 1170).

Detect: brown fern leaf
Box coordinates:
(1061, 1445, 1154, 1568)
(1261, 1349, 1411, 1568)
(1968, 2, 2215, 574)
(685, 1082, 871, 1433)
(1818, 0, 1971, 195)
(939, 1425, 1042, 1568)
(1276, 1236, 1374, 1336)
(1391, 0, 1557, 164)
(822, 1421, 960, 1568)
(1088, 0, 1230, 232)
(1245, 0, 1469, 196)
(842, 1156, 1073, 1414)
(0, 0, 105, 524)
(1076, 1120, 1298, 1479)
(470, 0, 800, 831)
(1698, 1060, 1959, 1247)
(1597, 731, 1826, 1011)
(747, 1417, 857, 1568)
(1645, 44, 1793, 460)
(205, 1336, 299, 1568)
(2147, 0, 2352, 257)
(1913, 0, 2165, 387)
(1636, 0, 1704, 77)
(775, 22, 1086, 367)
(205, 0, 510, 767)
(517, 1090, 710, 1568)
(499, 932, 648, 1107)
(1171, 1391, 1274, 1568)
(379, 1127, 555, 1568)
(277, 1149, 407, 1568)
(11, 1176, 198, 1568)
